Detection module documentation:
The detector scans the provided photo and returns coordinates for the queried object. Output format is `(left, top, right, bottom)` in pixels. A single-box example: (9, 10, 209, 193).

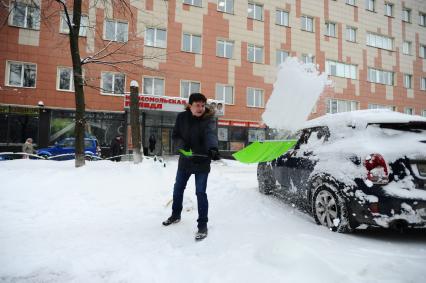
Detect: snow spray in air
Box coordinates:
(262, 57, 331, 131)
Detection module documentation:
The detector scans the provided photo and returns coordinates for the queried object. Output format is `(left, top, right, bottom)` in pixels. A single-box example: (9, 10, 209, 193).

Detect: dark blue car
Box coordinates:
(36, 138, 100, 160)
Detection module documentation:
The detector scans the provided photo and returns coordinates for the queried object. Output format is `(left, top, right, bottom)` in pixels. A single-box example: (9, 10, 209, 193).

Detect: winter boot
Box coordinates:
(195, 226, 208, 241)
(162, 215, 181, 226)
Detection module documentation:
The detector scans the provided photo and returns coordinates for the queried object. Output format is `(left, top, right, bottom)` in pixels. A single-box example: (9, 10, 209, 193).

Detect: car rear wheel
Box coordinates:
(312, 184, 352, 233)
(257, 162, 277, 195)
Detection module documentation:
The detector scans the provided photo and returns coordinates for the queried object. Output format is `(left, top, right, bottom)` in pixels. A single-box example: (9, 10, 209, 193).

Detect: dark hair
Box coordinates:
(188, 93, 207, 105)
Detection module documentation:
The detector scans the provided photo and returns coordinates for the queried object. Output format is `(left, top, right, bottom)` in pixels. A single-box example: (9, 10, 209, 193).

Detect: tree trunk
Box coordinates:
(130, 82, 142, 164)
(69, 0, 85, 167)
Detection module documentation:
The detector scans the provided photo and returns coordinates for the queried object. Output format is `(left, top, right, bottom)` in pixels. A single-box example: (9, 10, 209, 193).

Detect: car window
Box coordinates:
(84, 140, 93, 148)
(63, 140, 75, 147)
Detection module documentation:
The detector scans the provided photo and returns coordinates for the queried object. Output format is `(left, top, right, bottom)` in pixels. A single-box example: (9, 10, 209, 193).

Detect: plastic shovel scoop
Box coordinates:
(232, 140, 297, 164)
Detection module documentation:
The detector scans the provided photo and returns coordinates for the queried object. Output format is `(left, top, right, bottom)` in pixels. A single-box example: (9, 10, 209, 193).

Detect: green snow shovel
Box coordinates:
(232, 140, 297, 164)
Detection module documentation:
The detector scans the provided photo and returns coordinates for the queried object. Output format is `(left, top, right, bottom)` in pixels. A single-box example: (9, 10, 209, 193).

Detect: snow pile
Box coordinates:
(262, 57, 330, 131)
(1, 159, 426, 282)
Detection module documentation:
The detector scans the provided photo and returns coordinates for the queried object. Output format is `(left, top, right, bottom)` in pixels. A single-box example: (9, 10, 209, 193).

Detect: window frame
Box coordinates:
(402, 41, 412, 55)
(144, 27, 167, 48)
(384, 2, 393, 17)
(247, 43, 264, 64)
(346, 0, 356, 6)
(246, 87, 264, 108)
(180, 80, 201, 98)
(183, 0, 202, 7)
(9, 1, 40, 30)
(182, 33, 202, 54)
(402, 8, 412, 23)
(276, 9, 289, 27)
(420, 44, 426, 58)
(420, 12, 426, 27)
(215, 84, 234, 105)
(325, 60, 357, 80)
(276, 49, 289, 66)
(366, 0, 375, 12)
(248, 2, 263, 21)
(367, 67, 394, 86)
(404, 107, 414, 115)
(5, 60, 37, 88)
(301, 54, 315, 64)
(403, 74, 413, 89)
(56, 66, 75, 92)
(104, 19, 129, 42)
(59, 12, 89, 37)
(217, 0, 234, 14)
(421, 77, 426, 91)
(325, 22, 337, 37)
(301, 15, 314, 32)
(143, 76, 165, 96)
(101, 71, 126, 95)
(327, 99, 360, 114)
(366, 32, 394, 51)
(346, 26, 357, 42)
(216, 39, 234, 59)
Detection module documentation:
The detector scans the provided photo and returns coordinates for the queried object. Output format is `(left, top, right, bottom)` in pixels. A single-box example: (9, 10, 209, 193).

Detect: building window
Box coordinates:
(385, 3, 393, 17)
(327, 99, 359, 113)
(301, 15, 314, 32)
(101, 72, 125, 94)
(215, 84, 234, 104)
(420, 45, 426, 58)
(248, 2, 263, 21)
(247, 88, 264, 108)
(216, 39, 234, 59)
(301, 54, 315, 64)
(404, 107, 414, 115)
(421, 77, 426, 90)
(402, 41, 412, 55)
(326, 60, 357, 79)
(183, 0, 202, 7)
(420, 12, 426, 26)
(346, 26, 357, 42)
(346, 0, 356, 6)
(217, 0, 233, 14)
(367, 68, 394, 85)
(57, 67, 74, 91)
(6, 61, 36, 88)
(402, 8, 411, 23)
(366, 0, 375, 12)
(276, 50, 289, 65)
(60, 12, 89, 36)
(404, 74, 412, 89)
(9, 1, 40, 30)
(325, 22, 337, 37)
(143, 77, 164, 96)
(368, 104, 396, 111)
(145, 28, 167, 48)
(366, 33, 393, 50)
(180, 80, 200, 98)
(422, 110, 426, 117)
(182, 33, 202, 54)
(276, 9, 289, 26)
(104, 20, 128, 42)
(247, 44, 263, 63)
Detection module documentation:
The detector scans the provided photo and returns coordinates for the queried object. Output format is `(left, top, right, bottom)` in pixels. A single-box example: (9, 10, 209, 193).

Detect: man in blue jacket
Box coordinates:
(162, 93, 220, 241)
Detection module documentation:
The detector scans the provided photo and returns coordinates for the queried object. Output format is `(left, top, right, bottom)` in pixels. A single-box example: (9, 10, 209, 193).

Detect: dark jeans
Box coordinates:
(172, 170, 209, 228)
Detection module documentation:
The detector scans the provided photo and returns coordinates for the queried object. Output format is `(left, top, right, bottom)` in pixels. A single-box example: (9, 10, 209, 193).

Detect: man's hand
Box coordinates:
(208, 148, 220, 161)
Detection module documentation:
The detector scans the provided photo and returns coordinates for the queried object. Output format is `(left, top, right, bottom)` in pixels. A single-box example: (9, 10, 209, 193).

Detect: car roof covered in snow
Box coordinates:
(302, 109, 426, 130)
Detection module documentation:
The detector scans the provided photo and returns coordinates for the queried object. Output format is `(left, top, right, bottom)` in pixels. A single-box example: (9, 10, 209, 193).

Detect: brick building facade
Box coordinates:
(1, 0, 425, 154)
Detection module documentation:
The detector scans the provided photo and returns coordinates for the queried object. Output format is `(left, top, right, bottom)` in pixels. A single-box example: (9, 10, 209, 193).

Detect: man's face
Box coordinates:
(190, 101, 206, 117)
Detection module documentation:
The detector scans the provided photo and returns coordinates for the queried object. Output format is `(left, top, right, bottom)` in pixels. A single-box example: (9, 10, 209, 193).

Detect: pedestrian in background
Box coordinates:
(22, 138, 34, 158)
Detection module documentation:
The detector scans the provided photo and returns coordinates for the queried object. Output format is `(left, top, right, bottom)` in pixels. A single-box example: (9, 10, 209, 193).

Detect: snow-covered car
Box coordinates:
(258, 109, 426, 232)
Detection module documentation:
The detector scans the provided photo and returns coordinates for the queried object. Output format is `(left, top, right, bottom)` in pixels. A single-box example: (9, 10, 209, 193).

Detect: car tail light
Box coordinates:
(364, 153, 389, 185)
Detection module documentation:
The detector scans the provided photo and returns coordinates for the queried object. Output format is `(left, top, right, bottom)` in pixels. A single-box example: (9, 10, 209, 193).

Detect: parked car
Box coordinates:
(36, 137, 101, 159)
(258, 110, 426, 232)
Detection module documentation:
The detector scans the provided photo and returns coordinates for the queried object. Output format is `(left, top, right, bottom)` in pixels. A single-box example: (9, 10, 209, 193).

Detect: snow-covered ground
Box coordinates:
(1, 158, 425, 283)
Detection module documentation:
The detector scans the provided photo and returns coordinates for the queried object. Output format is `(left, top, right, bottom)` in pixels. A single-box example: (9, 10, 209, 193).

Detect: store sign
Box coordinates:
(218, 119, 265, 128)
(0, 105, 38, 115)
(124, 94, 187, 112)
(124, 94, 225, 115)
